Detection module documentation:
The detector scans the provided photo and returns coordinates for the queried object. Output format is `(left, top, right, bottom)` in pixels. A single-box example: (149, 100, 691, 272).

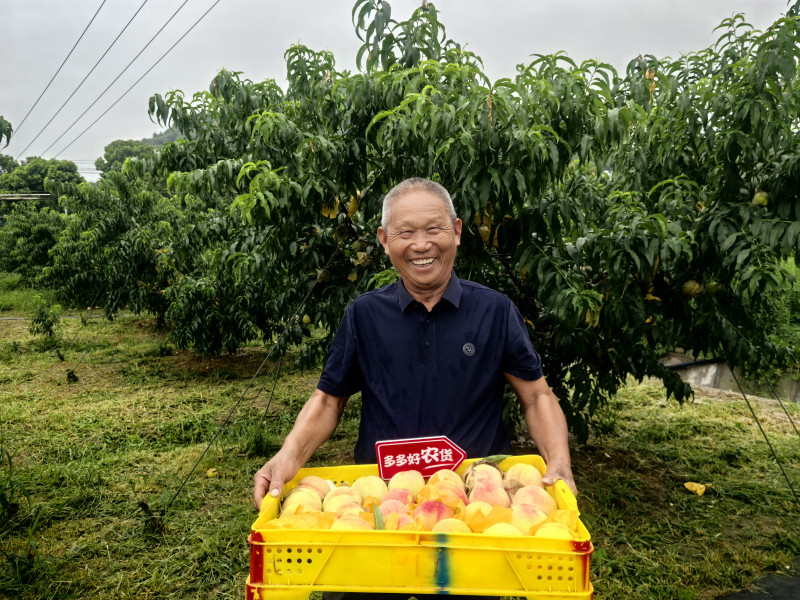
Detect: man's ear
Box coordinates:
(454, 218, 463, 246)
(377, 227, 390, 255)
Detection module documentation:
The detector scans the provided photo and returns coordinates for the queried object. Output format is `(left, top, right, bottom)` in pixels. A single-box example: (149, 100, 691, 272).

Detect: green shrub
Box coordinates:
(28, 295, 62, 339)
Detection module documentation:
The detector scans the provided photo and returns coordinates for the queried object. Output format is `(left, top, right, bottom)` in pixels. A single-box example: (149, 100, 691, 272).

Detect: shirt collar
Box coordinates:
(397, 270, 462, 312)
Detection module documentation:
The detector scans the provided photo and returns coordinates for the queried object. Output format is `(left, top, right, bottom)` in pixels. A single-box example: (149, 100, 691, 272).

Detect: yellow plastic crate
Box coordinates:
(247, 455, 593, 600)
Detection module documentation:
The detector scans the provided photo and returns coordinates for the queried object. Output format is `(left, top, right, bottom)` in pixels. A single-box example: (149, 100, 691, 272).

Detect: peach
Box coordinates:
(323, 486, 362, 509)
(388, 470, 425, 496)
(429, 469, 465, 492)
(413, 500, 454, 530)
(504, 463, 543, 488)
(336, 504, 368, 519)
(511, 504, 548, 535)
(483, 522, 524, 536)
(330, 516, 373, 531)
(280, 486, 322, 514)
(432, 518, 472, 533)
(416, 482, 468, 511)
(464, 461, 504, 491)
(512, 485, 557, 515)
(298, 475, 333, 499)
(323, 494, 362, 514)
(383, 488, 415, 506)
(468, 480, 511, 508)
(378, 499, 411, 519)
(352, 475, 388, 504)
(384, 512, 417, 531)
(532, 522, 576, 539)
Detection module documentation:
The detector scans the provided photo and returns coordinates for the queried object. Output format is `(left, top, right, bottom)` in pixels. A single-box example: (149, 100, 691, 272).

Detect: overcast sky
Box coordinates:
(0, 0, 792, 181)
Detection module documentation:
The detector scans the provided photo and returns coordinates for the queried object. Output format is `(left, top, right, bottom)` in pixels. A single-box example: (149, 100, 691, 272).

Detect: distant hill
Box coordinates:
(142, 129, 180, 147)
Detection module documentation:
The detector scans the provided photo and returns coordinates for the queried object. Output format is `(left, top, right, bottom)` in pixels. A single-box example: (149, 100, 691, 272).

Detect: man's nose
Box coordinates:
(410, 230, 430, 248)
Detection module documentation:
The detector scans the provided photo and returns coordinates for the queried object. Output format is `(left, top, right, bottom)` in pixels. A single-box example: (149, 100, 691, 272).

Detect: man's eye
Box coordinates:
(428, 227, 441, 233)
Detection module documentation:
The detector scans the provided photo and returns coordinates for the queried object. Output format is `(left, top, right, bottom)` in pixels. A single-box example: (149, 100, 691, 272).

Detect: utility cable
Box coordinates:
(161, 245, 341, 518)
(54, 0, 224, 159)
(11, 0, 108, 142)
(17, 0, 151, 159)
(767, 380, 800, 438)
(38, 0, 193, 158)
(730, 367, 800, 506)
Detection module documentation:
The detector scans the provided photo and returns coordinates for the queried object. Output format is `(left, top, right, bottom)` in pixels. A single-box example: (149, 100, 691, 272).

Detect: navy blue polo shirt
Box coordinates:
(316, 271, 543, 464)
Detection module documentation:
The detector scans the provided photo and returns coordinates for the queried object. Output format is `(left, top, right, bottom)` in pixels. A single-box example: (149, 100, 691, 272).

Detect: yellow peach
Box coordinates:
(388, 470, 425, 496)
(432, 518, 472, 533)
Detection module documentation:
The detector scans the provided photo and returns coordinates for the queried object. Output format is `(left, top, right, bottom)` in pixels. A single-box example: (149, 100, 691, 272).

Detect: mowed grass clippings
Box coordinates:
(1, 278, 799, 599)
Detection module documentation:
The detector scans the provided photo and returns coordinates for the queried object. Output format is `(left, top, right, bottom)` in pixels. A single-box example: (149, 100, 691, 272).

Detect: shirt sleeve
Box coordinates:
(502, 301, 543, 381)
(317, 305, 364, 397)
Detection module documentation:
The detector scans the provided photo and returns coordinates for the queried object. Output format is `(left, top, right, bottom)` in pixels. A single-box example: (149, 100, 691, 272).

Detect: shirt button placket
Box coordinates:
(422, 314, 434, 364)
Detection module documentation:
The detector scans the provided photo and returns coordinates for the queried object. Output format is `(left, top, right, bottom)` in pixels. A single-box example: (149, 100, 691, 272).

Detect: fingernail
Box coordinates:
(270, 489, 280, 497)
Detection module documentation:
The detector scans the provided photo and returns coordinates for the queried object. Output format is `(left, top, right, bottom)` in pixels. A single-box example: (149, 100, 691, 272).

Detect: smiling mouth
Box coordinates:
(411, 257, 435, 266)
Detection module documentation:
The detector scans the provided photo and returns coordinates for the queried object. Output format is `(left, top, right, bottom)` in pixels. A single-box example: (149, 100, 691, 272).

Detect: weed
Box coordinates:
(28, 295, 62, 340)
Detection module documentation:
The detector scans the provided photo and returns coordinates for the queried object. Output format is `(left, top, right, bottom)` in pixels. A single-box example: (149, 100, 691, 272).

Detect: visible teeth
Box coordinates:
(412, 258, 435, 266)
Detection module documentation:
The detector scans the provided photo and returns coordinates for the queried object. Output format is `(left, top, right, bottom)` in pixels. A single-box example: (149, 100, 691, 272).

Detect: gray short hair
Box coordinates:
(381, 178, 457, 230)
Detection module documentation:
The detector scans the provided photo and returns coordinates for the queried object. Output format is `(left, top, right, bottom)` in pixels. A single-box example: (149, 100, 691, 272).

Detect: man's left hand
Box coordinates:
(540, 457, 578, 496)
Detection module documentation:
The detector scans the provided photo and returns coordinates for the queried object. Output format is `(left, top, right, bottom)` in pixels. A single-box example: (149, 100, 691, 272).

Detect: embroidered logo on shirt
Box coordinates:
(462, 342, 475, 356)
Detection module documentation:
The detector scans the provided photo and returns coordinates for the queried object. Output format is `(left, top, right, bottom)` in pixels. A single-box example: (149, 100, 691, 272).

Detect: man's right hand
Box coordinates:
(253, 449, 303, 510)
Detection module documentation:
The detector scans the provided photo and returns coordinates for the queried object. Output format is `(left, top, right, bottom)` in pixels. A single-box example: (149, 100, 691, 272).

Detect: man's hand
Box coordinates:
(252, 388, 348, 511)
(253, 448, 304, 510)
(504, 372, 578, 497)
(540, 456, 577, 497)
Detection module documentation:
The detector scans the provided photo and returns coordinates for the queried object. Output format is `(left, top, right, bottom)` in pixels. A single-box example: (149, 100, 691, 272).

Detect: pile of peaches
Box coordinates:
(263, 460, 580, 539)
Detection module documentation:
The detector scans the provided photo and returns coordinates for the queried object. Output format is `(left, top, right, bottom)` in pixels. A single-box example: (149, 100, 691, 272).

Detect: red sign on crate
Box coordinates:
(375, 435, 467, 480)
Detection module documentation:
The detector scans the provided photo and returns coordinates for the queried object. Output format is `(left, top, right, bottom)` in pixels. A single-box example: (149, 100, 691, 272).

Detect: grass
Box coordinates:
(1, 276, 799, 599)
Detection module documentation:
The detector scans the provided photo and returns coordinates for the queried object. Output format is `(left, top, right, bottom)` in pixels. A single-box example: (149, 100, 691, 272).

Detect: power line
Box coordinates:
(54, 0, 224, 159)
(38, 0, 193, 159)
(16, 0, 151, 159)
(11, 0, 109, 141)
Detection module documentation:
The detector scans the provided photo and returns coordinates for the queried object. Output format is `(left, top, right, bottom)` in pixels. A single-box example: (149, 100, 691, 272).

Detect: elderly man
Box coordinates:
(253, 177, 576, 509)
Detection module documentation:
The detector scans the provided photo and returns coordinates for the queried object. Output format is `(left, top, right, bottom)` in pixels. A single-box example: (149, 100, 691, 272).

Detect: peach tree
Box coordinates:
(43, 2, 800, 438)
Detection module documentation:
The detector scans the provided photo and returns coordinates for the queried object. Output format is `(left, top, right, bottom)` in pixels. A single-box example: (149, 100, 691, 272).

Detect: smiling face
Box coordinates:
(377, 189, 462, 304)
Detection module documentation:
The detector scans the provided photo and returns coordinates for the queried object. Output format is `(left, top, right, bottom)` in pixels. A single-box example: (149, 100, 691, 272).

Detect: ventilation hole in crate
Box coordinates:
(307, 548, 313, 553)
(568, 566, 574, 572)
(297, 548, 303, 553)
(557, 565, 563, 571)
(276, 558, 282, 564)
(537, 564, 543, 570)
(536, 575, 542, 581)
(277, 570, 282, 575)
(307, 559, 313, 564)
(548, 565, 553, 570)
(516, 554, 522, 559)
(526, 565, 532, 570)
(527, 554, 533, 560)
(277, 548, 282, 553)
(547, 575, 552, 581)
(266, 548, 272, 553)
(317, 549, 323, 553)
(287, 559, 292, 564)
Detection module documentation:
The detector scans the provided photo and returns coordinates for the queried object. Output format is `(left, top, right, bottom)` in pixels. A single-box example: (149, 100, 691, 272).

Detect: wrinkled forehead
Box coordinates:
(388, 191, 453, 225)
